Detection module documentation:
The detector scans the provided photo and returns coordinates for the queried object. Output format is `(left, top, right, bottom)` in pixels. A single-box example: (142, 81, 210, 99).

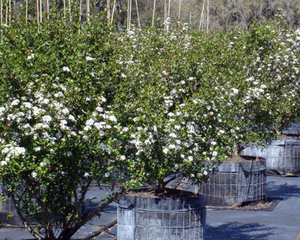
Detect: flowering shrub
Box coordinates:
(0, 17, 130, 239)
(0, 14, 299, 239)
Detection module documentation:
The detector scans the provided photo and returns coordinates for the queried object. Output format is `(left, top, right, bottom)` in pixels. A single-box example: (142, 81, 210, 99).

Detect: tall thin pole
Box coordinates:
(107, 0, 110, 22)
(39, 0, 42, 23)
(0, 0, 2, 25)
(126, 0, 129, 29)
(79, 0, 82, 23)
(86, 0, 90, 22)
(25, 0, 28, 24)
(152, 0, 156, 27)
(5, 0, 7, 25)
(206, 0, 209, 33)
(63, 0, 66, 19)
(199, 0, 205, 30)
(68, 0, 71, 22)
(111, 0, 116, 24)
(46, 0, 49, 20)
(168, 0, 171, 18)
(135, 0, 141, 28)
(178, 0, 181, 21)
(164, 0, 167, 22)
(129, 0, 132, 29)
(36, 0, 39, 26)
(8, 0, 11, 25)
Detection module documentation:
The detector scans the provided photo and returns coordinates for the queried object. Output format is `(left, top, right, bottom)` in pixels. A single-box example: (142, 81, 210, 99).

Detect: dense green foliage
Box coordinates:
(0, 13, 299, 239)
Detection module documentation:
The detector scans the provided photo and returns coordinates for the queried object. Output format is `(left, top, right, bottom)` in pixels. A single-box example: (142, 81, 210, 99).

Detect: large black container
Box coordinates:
(199, 159, 266, 206)
(117, 193, 206, 240)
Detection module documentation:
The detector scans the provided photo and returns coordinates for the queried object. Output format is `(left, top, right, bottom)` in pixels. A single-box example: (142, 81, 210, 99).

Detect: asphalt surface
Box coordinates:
(0, 175, 300, 240)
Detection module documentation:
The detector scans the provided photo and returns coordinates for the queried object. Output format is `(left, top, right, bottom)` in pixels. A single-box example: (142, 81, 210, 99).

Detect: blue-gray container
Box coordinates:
(117, 194, 206, 240)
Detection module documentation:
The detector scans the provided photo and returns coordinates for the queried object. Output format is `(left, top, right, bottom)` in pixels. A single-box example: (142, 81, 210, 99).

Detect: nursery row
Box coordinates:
(0, 16, 300, 239)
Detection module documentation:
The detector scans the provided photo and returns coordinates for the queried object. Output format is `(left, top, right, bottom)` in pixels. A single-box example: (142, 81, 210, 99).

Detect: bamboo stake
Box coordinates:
(68, 0, 71, 22)
(164, 0, 166, 22)
(79, 0, 82, 22)
(168, 0, 171, 18)
(199, 0, 205, 30)
(39, 0, 42, 23)
(63, 0, 66, 19)
(152, 0, 156, 27)
(110, 0, 116, 24)
(36, 0, 39, 26)
(86, 0, 90, 22)
(178, 0, 181, 21)
(135, 0, 141, 28)
(206, 0, 209, 33)
(25, 0, 28, 24)
(5, 0, 7, 25)
(107, 0, 110, 22)
(46, 0, 49, 20)
(8, 0, 11, 25)
(189, 10, 191, 26)
(126, 0, 129, 29)
(0, 0, 2, 25)
(129, 0, 132, 29)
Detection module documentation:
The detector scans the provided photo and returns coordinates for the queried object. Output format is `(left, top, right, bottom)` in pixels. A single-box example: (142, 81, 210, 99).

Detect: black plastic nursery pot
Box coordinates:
(117, 192, 206, 240)
(199, 159, 267, 206)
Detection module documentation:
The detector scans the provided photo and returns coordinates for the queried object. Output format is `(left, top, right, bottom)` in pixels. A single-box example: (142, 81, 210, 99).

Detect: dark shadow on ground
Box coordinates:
(266, 182, 300, 199)
(205, 222, 274, 240)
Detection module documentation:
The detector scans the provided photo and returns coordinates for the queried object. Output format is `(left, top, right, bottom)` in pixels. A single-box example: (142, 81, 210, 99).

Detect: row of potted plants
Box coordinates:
(0, 12, 299, 239)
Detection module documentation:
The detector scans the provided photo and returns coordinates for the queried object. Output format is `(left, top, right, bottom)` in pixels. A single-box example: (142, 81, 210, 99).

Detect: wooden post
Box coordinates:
(152, 0, 156, 27)
(8, 0, 11, 25)
(86, 0, 90, 22)
(135, 0, 141, 28)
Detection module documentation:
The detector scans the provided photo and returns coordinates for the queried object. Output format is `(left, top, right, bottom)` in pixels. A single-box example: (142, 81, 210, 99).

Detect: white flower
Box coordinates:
(67, 151, 72, 157)
(163, 148, 169, 154)
(34, 146, 41, 151)
(211, 141, 217, 145)
(42, 115, 52, 123)
(120, 155, 126, 160)
(11, 99, 20, 106)
(86, 56, 96, 61)
(84, 172, 90, 177)
(212, 151, 218, 157)
(62, 108, 69, 115)
(1, 160, 8, 166)
(27, 54, 35, 60)
(188, 156, 193, 162)
(121, 73, 127, 78)
(62, 66, 71, 72)
(31, 171, 37, 178)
